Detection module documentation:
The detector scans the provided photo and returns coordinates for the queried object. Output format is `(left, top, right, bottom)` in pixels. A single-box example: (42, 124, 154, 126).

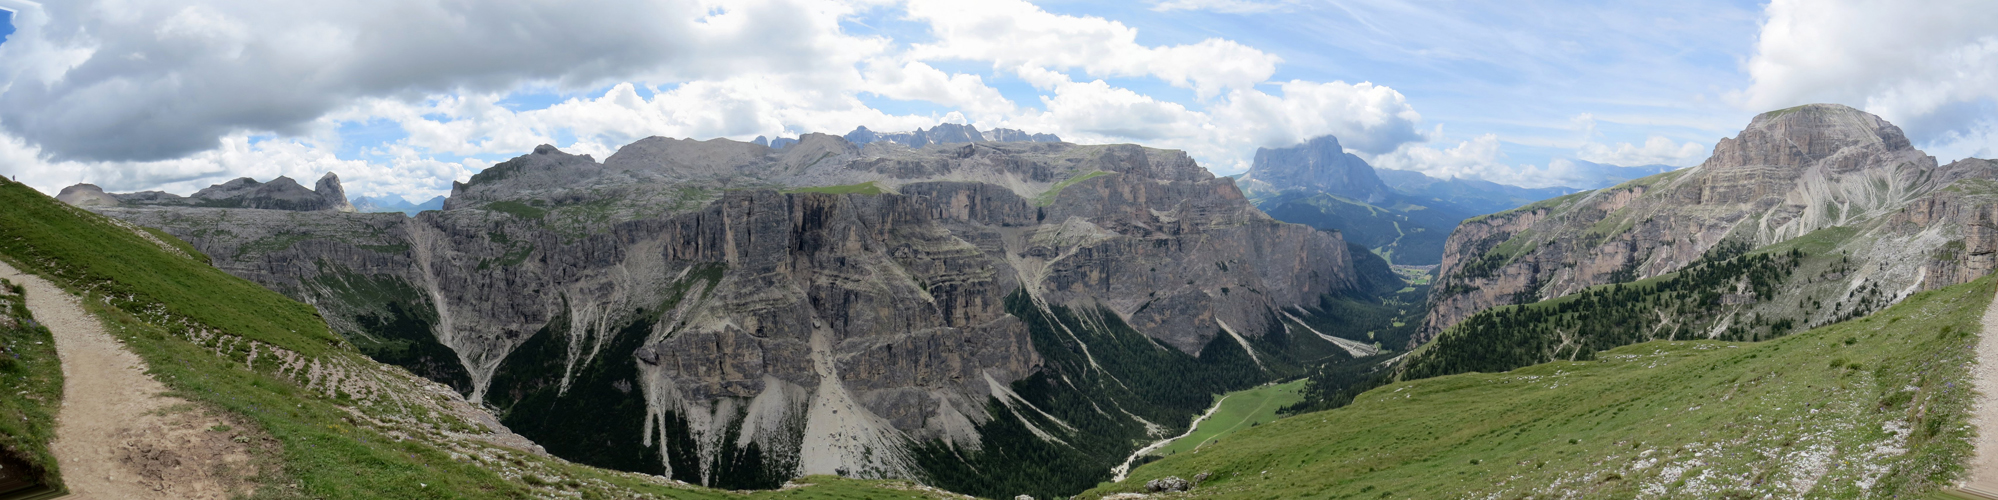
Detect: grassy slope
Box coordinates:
(1034, 170, 1113, 206)
(0, 179, 949, 499)
(1151, 380, 1306, 457)
(1090, 275, 1992, 499)
(0, 279, 62, 490)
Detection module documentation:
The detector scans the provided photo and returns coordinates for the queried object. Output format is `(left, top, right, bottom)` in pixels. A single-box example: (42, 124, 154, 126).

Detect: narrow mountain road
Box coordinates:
(0, 261, 253, 499)
(1969, 285, 1998, 495)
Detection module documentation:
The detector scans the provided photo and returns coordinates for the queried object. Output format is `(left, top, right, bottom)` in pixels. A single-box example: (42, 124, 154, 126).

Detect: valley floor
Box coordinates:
(0, 261, 260, 498)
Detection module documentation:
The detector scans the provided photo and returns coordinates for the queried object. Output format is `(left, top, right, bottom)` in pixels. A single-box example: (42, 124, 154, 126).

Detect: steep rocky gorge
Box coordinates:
(1417, 104, 1998, 348)
(83, 133, 1383, 497)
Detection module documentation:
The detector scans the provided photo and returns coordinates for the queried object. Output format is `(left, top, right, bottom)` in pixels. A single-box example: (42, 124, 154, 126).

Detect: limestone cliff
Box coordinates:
(1237, 135, 1393, 204)
(92, 134, 1368, 497)
(1417, 104, 1998, 347)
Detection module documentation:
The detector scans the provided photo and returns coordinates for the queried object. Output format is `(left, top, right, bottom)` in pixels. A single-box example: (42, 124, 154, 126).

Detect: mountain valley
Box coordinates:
(17, 107, 1998, 499)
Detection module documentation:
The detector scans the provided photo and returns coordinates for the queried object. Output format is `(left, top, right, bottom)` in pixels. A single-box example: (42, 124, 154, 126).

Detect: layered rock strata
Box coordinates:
(1417, 104, 1998, 346)
(88, 135, 1364, 494)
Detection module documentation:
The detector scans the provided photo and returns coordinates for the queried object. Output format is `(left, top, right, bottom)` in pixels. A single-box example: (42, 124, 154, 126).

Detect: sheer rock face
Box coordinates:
(1417, 104, 1998, 347)
(94, 136, 1358, 484)
(1236, 135, 1393, 204)
(60, 173, 358, 212)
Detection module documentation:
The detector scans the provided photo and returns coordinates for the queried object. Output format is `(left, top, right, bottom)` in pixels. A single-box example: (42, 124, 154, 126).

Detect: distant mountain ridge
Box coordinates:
(843, 123, 1060, 149)
(351, 194, 445, 215)
(1237, 135, 1581, 266)
(70, 123, 1385, 499)
(1553, 159, 1679, 189)
(57, 173, 356, 212)
(1374, 169, 1578, 217)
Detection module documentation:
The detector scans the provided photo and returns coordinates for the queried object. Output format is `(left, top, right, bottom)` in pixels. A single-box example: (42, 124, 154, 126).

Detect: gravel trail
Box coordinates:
(0, 261, 255, 499)
(1969, 285, 1998, 493)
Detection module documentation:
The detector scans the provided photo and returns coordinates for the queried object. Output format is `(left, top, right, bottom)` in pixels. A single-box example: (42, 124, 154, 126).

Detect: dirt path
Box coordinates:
(1970, 286, 1998, 493)
(0, 261, 255, 499)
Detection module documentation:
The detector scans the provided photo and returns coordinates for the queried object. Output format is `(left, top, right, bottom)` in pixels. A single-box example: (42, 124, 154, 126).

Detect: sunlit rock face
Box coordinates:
(1418, 104, 1998, 347)
(90, 131, 1366, 492)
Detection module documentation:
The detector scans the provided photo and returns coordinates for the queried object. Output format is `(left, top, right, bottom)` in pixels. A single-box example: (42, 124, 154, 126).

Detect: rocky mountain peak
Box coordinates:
(60, 173, 358, 212)
(1708, 103, 1914, 172)
(315, 173, 358, 213)
(1238, 135, 1393, 204)
(55, 183, 118, 207)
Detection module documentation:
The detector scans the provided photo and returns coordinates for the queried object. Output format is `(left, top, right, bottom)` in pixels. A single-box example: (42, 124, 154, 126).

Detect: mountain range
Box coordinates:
(25, 103, 1998, 499)
(62, 126, 1400, 499)
(351, 194, 446, 215)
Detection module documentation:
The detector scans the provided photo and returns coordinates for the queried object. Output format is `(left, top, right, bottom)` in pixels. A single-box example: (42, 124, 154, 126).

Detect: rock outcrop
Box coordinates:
(1237, 135, 1393, 204)
(1417, 104, 1998, 346)
(55, 183, 119, 207)
(91, 130, 1365, 497)
(60, 173, 359, 212)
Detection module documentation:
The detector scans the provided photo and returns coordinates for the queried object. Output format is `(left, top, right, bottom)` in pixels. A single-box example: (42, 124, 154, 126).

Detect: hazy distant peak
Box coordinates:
(1238, 134, 1392, 204)
(843, 123, 1062, 148)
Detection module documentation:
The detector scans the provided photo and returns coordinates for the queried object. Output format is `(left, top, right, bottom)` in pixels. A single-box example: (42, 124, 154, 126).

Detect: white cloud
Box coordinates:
(904, 0, 1280, 99)
(1032, 79, 1210, 142)
(860, 61, 1016, 118)
(1214, 80, 1425, 155)
(1575, 136, 1706, 167)
(0, 129, 472, 202)
(1149, 0, 1295, 14)
(0, 0, 879, 162)
(1370, 134, 1508, 183)
(1738, 0, 1998, 158)
(0, 0, 1434, 201)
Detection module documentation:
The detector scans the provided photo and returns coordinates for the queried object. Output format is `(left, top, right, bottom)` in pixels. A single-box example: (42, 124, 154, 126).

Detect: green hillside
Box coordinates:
(0, 178, 950, 499)
(1149, 380, 1306, 458)
(0, 279, 63, 495)
(1090, 275, 1992, 499)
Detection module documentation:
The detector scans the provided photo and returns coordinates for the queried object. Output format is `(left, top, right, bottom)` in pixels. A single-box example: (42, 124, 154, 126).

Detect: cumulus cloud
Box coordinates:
(0, 0, 1435, 200)
(1738, 0, 1998, 157)
(1370, 134, 1507, 183)
(1568, 113, 1706, 167)
(0, 0, 878, 162)
(904, 0, 1280, 99)
(860, 61, 1017, 118)
(0, 129, 473, 202)
(1215, 80, 1426, 155)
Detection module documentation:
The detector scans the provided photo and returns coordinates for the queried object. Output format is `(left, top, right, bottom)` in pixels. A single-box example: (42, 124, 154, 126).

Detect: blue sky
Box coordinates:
(0, 0, 1991, 202)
